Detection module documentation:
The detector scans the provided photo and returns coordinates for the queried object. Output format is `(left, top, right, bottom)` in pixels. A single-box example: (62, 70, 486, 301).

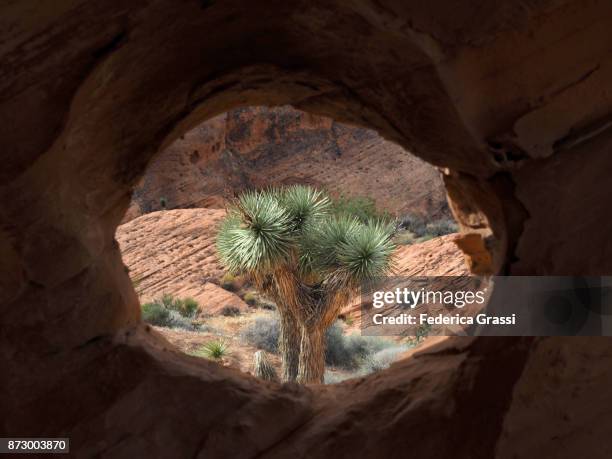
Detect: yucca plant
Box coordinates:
(217, 185, 395, 383)
(253, 350, 279, 382)
(198, 340, 229, 360)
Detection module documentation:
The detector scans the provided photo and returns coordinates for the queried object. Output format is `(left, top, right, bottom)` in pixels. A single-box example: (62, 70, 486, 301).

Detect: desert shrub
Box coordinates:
(221, 273, 237, 291)
(221, 305, 241, 317)
(160, 197, 167, 209)
(175, 297, 199, 317)
(324, 322, 394, 369)
(194, 340, 229, 360)
(362, 345, 411, 374)
(159, 293, 174, 308)
(331, 194, 392, 223)
(397, 214, 427, 236)
(240, 316, 402, 373)
(141, 301, 170, 326)
(141, 295, 200, 330)
(240, 316, 279, 353)
(425, 219, 458, 237)
(396, 214, 458, 242)
(166, 310, 200, 331)
(157, 294, 199, 318)
(243, 292, 258, 306)
(240, 317, 394, 369)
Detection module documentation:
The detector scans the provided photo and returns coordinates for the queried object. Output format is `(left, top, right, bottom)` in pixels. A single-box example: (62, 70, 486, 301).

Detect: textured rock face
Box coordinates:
(117, 209, 227, 305)
(2, 1, 612, 457)
(124, 106, 449, 222)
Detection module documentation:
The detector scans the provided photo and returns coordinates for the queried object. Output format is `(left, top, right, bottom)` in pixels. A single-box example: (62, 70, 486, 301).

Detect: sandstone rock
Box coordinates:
(124, 106, 450, 222)
(116, 208, 252, 314)
(3, 1, 612, 457)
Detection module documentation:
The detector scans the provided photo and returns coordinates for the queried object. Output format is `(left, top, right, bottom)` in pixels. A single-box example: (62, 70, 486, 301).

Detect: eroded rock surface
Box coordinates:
(117, 209, 227, 306)
(2, 1, 612, 457)
(124, 106, 449, 222)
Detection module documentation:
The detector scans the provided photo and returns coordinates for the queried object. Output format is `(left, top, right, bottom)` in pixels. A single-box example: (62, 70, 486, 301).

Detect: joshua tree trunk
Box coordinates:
(297, 325, 326, 384)
(278, 308, 300, 382)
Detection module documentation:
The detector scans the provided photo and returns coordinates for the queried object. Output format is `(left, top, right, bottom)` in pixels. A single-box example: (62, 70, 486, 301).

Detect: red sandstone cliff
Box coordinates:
(124, 106, 449, 221)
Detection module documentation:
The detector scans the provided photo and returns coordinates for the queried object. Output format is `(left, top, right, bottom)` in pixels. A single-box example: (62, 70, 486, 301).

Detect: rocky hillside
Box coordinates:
(124, 106, 449, 222)
(117, 208, 467, 314)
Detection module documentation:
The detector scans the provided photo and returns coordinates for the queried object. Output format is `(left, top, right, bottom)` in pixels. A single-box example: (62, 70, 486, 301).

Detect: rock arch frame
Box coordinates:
(2, 1, 612, 457)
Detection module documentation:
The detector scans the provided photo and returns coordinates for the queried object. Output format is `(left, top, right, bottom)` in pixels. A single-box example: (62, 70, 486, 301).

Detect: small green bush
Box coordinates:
(160, 293, 174, 309)
(176, 297, 199, 317)
(396, 214, 458, 242)
(158, 293, 199, 318)
(141, 294, 200, 330)
(243, 292, 258, 306)
(325, 322, 394, 370)
(220, 305, 241, 317)
(194, 340, 229, 360)
(425, 219, 459, 237)
(141, 301, 170, 326)
(166, 310, 200, 331)
(221, 273, 237, 291)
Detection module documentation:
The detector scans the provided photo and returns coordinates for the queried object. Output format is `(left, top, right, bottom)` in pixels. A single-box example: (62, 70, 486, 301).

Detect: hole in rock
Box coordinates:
(117, 105, 467, 385)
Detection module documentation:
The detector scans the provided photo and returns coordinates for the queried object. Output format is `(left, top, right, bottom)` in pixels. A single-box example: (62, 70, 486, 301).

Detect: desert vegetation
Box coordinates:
(240, 313, 409, 381)
(141, 294, 200, 330)
(216, 185, 396, 383)
(132, 189, 456, 385)
(193, 340, 230, 360)
(394, 213, 458, 245)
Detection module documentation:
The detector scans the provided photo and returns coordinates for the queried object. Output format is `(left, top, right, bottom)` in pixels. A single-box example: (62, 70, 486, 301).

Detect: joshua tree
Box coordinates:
(216, 185, 395, 383)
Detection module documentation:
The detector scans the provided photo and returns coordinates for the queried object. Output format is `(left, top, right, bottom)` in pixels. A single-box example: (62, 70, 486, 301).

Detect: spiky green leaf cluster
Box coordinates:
(278, 185, 330, 232)
(304, 216, 395, 284)
(336, 219, 396, 282)
(194, 340, 229, 360)
(216, 186, 395, 285)
(216, 190, 295, 274)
